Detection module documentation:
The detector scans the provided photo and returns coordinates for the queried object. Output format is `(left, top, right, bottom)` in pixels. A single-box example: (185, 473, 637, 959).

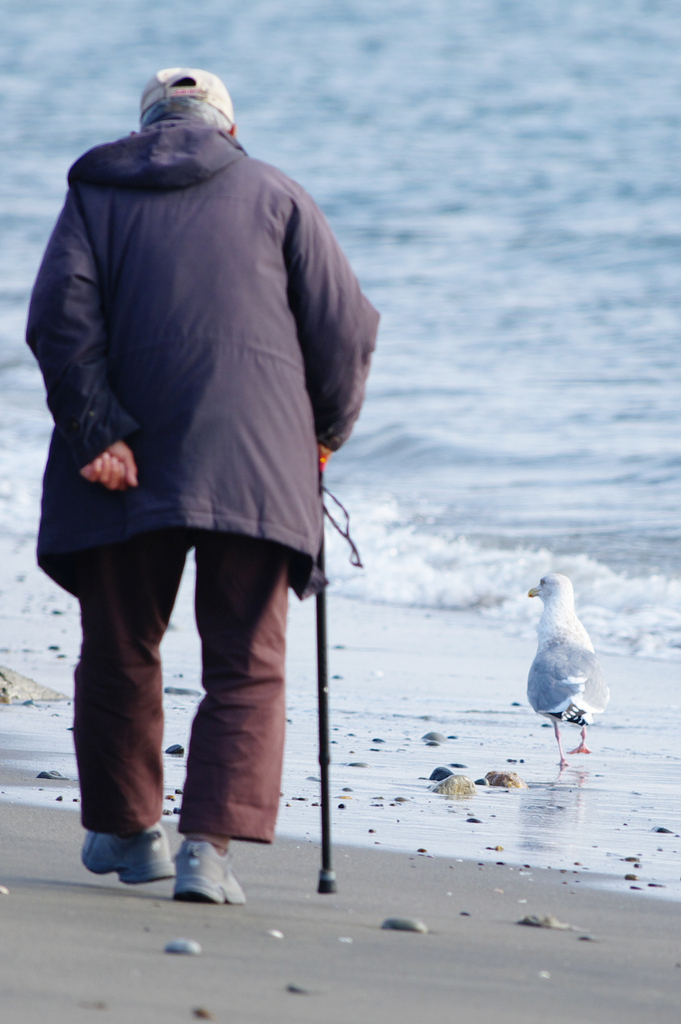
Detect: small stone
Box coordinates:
(475, 778, 490, 786)
(306, 776, 321, 782)
(342, 787, 353, 792)
(623, 857, 638, 862)
(448, 763, 468, 769)
(652, 826, 673, 833)
(578, 935, 598, 942)
(348, 762, 370, 768)
(165, 744, 185, 755)
(162, 809, 172, 815)
(0, 885, 9, 895)
(372, 738, 385, 743)
(368, 829, 376, 833)
(648, 883, 666, 888)
(193, 1010, 216, 1021)
(624, 874, 638, 881)
(338, 803, 346, 809)
(164, 938, 201, 955)
(432, 775, 476, 798)
(36, 770, 67, 780)
(466, 817, 482, 823)
(460, 911, 470, 916)
(267, 929, 284, 939)
(164, 687, 201, 696)
(447, 735, 458, 739)
(381, 917, 428, 933)
(425, 741, 440, 746)
(394, 797, 409, 803)
(485, 771, 528, 789)
(417, 848, 427, 853)
(56, 796, 63, 802)
(287, 984, 311, 995)
(518, 915, 572, 930)
(511, 702, 521, 706)
(422, 732, 446, 743)
(429, 766, 454, 782)
(493, 845, 504, 851)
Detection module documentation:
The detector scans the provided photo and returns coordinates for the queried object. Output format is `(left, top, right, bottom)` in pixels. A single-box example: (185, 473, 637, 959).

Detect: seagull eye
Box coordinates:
(540, 578, 545, 585)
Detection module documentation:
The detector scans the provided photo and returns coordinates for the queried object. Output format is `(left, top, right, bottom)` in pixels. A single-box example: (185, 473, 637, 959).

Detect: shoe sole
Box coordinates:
(119, 866, 176, 885)
(173, 889, 222, 903)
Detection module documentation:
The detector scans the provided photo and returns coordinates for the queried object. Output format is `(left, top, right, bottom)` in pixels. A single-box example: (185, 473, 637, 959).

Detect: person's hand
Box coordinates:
(79, 440, 138, 491)
(318, 443, 332, 472)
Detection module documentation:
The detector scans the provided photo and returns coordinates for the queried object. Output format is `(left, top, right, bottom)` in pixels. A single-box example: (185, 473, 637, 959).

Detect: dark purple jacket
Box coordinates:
(27, 119, 378, 597)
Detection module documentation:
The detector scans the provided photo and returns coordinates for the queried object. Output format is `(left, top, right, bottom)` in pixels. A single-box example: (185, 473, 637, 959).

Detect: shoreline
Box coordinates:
(1, 565, 680, 898)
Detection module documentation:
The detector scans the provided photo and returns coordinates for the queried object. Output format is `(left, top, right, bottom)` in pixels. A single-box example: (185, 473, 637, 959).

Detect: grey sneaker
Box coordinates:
(173, 840, 246, 904)
(82, 824, 175, 884)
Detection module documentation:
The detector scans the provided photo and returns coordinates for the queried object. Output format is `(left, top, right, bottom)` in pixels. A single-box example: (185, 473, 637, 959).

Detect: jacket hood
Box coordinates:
(68, 119, 247, 190)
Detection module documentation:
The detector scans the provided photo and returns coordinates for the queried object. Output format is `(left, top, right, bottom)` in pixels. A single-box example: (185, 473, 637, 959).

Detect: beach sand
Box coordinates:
(2, 537, 681, 1016)
(2, 800, 681, 1023)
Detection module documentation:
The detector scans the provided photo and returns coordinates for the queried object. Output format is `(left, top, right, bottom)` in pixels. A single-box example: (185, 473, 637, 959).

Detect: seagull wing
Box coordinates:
(527, 642, 608, 716)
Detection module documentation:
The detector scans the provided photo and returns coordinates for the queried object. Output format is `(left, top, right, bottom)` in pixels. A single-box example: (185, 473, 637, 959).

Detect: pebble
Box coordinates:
(578, 935, 598, 942)
(466, 817, 482, 823)
(394, 797, 409, 803)
(382, 917, 428, 934)
(306, 776, 321, 782)
(432, 774, 477, 798)
(422, 731, 446, 743)
(485, 771, 528, 789)
(164, 686, 201, 696)
(193, 1010, 216, 1021)
(36, 770, 67, 780)
(267, 929, 284, 939)
(164, 938, 201, 955)
(165, 744, 185, 756)
(429, 766, 454, 782)
(372, 738, 385, 743)
(517, 915, 572, 930)
(0, 885, 9, 895)
(287, 984, 311, 995)
(342, 787, 354, 792)
(448, 763, 468, 769)
(348, 762, 370, 768)
(624, 874, 638, 881)
(652, 826, 673, 834)
(475, 778, 490, 786)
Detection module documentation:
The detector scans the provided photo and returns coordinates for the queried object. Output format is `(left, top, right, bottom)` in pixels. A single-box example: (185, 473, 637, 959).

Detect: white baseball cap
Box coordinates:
(140, 68, 234, 125)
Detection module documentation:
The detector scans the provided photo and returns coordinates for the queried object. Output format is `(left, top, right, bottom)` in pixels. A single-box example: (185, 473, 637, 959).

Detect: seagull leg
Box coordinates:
(553, 720, 569, 767)
(568, 726, 592, 755)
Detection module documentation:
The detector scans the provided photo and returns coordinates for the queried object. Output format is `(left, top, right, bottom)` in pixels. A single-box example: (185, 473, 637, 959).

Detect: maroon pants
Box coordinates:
(74, 529, 289, 842)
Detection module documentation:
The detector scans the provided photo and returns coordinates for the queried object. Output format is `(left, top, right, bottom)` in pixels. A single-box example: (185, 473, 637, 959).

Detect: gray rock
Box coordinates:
(36, 770, 68, 780)
(448, 762, 468, 769)
(165, 744, 185, 755)
(381, 916, 428, 934)
(425, 740, 441, 746)
(0, 666, 67, 704)
(475, 778, 490, 786)
(286, 984, 312, 995)
(431, 774, 477, 798)
(422, 731, 446, 743)
(517, 914, 572, 930)
(372, 738, 385, 743)
(164, 937, 202, 955)
(348, 762, 370, 768)
(429, 766, 454, 782)
(652, 826, 673, 833)
(164, 686, 201, 696)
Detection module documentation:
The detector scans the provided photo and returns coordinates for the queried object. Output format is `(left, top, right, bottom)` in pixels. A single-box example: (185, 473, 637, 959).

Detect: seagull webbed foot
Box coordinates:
(567, 742, 592, 755)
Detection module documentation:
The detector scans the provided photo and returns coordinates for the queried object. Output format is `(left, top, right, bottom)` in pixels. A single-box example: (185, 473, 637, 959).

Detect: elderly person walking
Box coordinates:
(27, 68, 378, 903)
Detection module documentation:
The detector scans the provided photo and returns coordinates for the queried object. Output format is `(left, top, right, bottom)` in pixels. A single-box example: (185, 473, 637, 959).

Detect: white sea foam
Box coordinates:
(325, 497, 681, 660)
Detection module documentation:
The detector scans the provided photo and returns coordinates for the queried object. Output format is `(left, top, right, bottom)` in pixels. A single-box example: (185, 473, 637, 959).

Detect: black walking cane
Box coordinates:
(315, 485, 363, 895)
(316, 533, 336, 894)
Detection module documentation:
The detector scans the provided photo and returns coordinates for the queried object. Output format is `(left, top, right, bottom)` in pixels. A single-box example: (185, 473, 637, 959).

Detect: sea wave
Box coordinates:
(325, 496, 681, 660)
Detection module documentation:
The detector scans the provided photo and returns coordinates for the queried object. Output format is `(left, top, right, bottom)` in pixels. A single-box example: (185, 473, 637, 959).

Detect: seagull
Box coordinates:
(527, 573, 609, 767)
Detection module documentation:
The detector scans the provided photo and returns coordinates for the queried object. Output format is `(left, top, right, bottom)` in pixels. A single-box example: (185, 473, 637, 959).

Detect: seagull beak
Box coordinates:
(528, 586, 540, 598)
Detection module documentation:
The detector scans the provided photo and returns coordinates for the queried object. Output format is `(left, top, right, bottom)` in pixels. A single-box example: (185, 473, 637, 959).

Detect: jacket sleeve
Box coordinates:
(26, 189, 140, 469)
(284, 185, 379, 450)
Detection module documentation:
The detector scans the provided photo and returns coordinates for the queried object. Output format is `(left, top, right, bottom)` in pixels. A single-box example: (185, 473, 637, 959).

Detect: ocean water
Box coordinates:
(1, 0, 680, 657)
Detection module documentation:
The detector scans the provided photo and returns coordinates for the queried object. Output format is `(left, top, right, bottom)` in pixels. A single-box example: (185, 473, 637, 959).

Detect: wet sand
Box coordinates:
(1, 799, 681, 1023)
